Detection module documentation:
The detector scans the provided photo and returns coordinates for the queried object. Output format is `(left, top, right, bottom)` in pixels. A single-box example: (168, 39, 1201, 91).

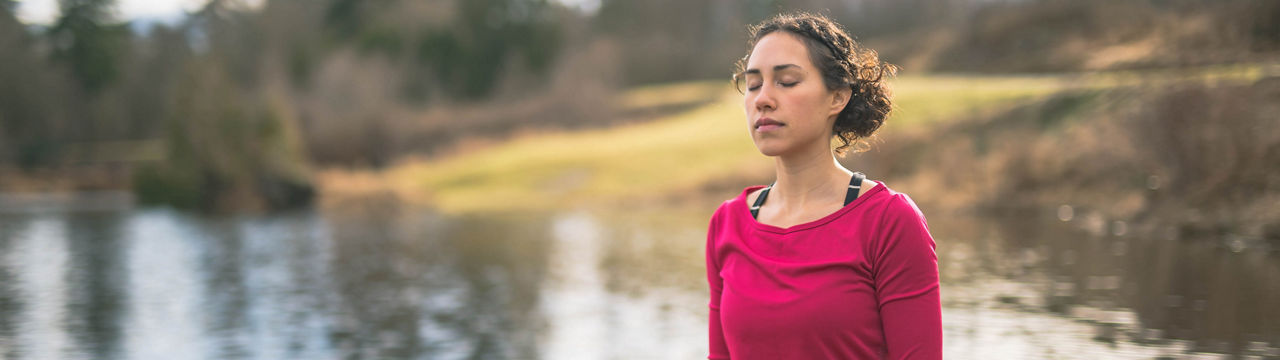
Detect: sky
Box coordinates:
(14, 0, 240, 25)
(14, 0, 600, 26)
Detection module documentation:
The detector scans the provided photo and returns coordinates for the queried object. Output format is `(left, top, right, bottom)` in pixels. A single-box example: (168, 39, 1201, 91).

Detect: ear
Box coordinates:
(828, 87, 853, 117)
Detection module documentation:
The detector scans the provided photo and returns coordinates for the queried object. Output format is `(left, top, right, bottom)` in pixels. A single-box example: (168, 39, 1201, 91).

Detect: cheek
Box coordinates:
(787, 92, 829, 123)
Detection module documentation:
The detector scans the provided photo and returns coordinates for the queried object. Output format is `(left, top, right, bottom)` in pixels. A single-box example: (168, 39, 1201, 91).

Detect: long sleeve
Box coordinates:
(706, 208, 731, 360)
(872, 194, 943, 359)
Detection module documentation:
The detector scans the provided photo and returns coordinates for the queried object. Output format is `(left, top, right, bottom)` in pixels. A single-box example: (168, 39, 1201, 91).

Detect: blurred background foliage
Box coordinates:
(0, 0, 1278, 213)
(3, 2, 1279, 356)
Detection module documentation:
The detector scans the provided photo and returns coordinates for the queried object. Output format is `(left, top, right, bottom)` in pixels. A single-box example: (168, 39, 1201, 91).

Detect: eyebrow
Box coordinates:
(742, 64, 801, 75)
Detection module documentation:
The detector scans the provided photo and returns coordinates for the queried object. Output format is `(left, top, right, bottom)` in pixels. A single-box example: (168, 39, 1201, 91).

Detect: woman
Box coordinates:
(705, 12, 942, 359)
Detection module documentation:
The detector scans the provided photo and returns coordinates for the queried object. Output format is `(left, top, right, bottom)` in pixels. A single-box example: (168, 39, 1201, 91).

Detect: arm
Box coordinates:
(707, 209, 731, 359)
(873, 195, 942, 359)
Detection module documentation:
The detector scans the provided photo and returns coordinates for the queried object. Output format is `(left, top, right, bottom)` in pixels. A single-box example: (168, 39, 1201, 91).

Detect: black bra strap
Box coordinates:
(844, 172, 866, 206)
(750, 172, 867, 219)
(749, 183, 772, 219)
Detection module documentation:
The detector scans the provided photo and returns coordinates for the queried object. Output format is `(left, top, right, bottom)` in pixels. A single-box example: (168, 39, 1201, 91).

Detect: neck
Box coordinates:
(771, 143, 850, 207)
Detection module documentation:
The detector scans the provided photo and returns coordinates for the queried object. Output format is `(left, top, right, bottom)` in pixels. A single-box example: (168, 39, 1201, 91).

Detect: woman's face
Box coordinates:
(740, 32, 849, 157)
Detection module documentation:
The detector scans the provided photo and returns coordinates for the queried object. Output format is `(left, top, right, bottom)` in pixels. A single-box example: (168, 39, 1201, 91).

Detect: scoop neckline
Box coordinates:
(737, 180, 886, 234)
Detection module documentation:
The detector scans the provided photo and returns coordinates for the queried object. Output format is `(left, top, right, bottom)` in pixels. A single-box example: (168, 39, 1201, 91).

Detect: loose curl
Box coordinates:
(734, 12, 898, 156)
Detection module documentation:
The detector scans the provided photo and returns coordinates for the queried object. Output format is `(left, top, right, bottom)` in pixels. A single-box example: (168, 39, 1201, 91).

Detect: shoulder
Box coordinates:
(867, 185, 936, 253)
(709, 185, 766, 225)
(870, 183, 927, 223)
(710, 198, 734, 224)
(885, 192, 924, 217)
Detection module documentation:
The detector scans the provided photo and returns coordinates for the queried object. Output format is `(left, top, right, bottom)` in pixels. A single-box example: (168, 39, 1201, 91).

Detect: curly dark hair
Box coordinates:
(734, 12, 898, 156)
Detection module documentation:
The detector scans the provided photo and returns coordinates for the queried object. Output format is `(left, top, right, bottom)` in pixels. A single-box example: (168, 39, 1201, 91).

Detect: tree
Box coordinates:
(0, 0, 69, 167)
(48, 0, 129, 94)
(416, 0, 563, 99)
(1, 0, 16, 17)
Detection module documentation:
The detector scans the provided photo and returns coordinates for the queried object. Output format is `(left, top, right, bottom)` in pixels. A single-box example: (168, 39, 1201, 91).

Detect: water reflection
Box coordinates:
(66, 213, 127, 360)
(539, 212, 705, 360)
(934, 208, 1280, 358)
(124, 211, 208, 359)
(0, 200, 1274, 359)
(0, 215, 20, 359)
(12, 216, 72, 359)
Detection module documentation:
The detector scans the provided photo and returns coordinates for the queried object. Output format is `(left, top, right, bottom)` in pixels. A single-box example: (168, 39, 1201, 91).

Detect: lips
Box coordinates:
(754, 117, 785, 132)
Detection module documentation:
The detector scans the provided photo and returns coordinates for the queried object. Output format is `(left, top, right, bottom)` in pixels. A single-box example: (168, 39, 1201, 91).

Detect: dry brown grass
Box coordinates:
(863, 74, 1280, 246)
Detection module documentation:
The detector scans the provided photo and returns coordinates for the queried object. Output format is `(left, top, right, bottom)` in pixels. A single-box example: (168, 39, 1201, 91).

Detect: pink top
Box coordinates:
(705, 181, 941, 359)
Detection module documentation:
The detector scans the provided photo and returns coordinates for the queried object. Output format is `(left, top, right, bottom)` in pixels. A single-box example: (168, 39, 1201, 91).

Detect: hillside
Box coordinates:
(319, 63, 1276, 217)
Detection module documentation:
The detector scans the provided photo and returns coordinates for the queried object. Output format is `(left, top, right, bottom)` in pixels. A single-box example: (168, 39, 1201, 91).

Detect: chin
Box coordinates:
(752, 140, 790, 157)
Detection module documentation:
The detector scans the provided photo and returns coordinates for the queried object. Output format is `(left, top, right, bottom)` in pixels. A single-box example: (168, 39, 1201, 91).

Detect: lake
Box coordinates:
(0, 193, 1275, 359)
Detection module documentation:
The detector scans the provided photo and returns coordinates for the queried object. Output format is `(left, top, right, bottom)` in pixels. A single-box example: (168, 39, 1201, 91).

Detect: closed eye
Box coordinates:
(747, 81, 797, 92)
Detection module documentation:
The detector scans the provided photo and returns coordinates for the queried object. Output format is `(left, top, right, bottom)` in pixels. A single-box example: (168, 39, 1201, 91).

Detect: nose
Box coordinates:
(751, 83, 777, 113)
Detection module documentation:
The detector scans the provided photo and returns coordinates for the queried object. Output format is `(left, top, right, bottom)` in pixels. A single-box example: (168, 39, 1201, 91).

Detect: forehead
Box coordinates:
(746, 31, 814, 71)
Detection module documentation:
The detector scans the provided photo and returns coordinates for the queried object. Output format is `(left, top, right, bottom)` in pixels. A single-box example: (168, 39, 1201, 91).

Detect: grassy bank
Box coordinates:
(318, 64, 1276, 214)
(863, 66, 1280, 249)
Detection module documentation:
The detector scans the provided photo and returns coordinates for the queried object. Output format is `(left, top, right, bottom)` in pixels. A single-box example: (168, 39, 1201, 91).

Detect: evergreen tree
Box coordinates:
(1, 0, 65, 167)
(417, 0, 562, 99)
(48, 0, 129, 94)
